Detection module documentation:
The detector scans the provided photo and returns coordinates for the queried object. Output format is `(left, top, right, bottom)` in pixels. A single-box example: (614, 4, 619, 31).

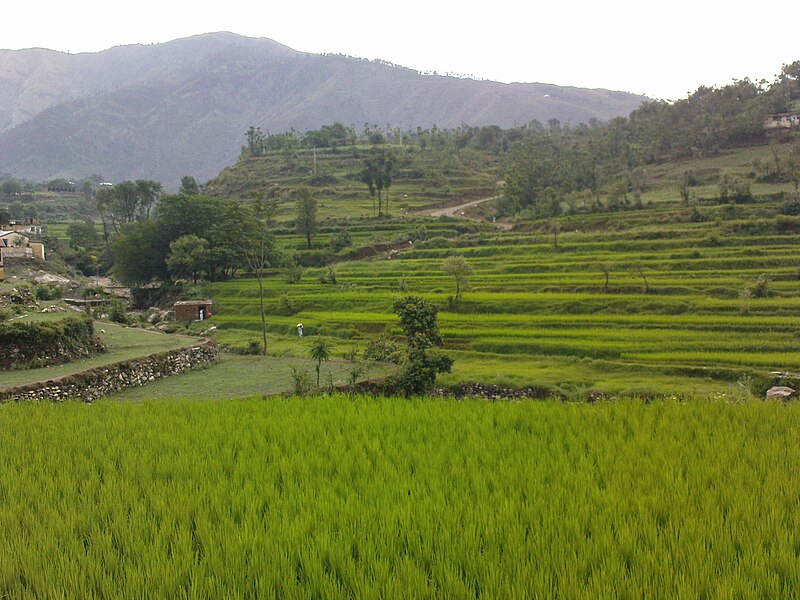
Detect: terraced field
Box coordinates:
(204, 196, 800, 398)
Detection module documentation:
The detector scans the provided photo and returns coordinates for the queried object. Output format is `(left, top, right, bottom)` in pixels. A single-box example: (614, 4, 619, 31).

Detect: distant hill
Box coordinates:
(0, 32, 648, 188)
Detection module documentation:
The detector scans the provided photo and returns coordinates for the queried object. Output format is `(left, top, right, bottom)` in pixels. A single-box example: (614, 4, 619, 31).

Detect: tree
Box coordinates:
(310, 337, 332, 388)
(632, 261, 649, 294)
(360, 158, 378, 216)
(390, 296, 453, 395)
(441, 255, 473, 301)
(295, 186, 317, 248)
(135, 180, 162, 220)
(96, 179, 162, 232)
(166, 235, 210, 284)
(232, 193, 277, 356)
(245, 126, 267, 157)
(1, 180, 22, 198)
(600, 263, 611, 293)
(179, 175, 201, 195)
(8, 201, 24, 221)
(360, 148, 395, 216)
(111, 220, 171, 286)
(68, 220, 100, 249)
(679, 171, 692, 205)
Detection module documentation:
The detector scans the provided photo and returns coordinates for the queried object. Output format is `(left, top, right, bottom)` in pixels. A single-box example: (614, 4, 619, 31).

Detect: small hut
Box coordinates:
(174, 300, 213, 322)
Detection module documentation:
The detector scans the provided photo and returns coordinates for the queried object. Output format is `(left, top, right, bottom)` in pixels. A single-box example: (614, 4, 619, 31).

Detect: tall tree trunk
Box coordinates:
(257, 273, 267, 356)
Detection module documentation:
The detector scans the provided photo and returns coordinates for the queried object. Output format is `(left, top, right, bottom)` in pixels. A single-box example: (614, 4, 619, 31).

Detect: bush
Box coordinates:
(34, 284, 64, 301)
(0, 316, 104, 370)
(278, 294, 299, 316)
(229, 340, 263, 355)
(364, 335, 402, 364)
(283, 257, 303, 284)
(319, 266, 337, 284)
(750, 275, 771, 299)
(290, 366, 313, 395)
(328, 230, 353, 253)
(108, 299, 129, 324)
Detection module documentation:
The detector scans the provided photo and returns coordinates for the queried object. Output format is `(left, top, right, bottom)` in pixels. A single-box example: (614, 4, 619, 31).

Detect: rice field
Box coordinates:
(205, 199, 800, 397)
(0, 397, 798, 597)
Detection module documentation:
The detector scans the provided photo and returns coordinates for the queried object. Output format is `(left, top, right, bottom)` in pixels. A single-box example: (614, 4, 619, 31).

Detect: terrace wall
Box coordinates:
(0, 341, 218, 403)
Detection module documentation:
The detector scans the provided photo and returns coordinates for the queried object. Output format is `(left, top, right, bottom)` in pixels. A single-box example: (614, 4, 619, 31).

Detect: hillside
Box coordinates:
(0, 32, 647, 187)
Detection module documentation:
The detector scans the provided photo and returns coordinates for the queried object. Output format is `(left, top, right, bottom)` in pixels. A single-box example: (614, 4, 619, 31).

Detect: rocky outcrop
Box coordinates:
(765, 386, 797, 401)
(0, 341, 218, 402)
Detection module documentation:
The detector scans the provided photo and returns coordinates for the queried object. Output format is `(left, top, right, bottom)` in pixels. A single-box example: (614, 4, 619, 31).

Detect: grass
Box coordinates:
(0, 397, 797, 597)
(112, 354, 388, 401)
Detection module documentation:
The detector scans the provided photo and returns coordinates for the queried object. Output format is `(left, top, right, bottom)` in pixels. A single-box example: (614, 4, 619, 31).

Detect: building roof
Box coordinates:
(174, 300, 213, 306)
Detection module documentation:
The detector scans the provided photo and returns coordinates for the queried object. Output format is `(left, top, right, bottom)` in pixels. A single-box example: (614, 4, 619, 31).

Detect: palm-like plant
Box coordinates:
(310, 337, 332, 388)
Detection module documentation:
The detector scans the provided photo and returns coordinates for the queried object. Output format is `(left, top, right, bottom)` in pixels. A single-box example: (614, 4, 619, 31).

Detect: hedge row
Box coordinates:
(0, 317, 105, 370)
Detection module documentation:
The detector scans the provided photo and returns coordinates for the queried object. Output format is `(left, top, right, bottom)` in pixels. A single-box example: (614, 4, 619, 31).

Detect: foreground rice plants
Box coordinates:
(0, 397, 798, 597)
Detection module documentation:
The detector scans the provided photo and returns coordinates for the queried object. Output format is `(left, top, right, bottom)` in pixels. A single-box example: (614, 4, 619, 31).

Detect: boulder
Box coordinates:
(765, 386, 797, 401)
(32, 273, 74, 286)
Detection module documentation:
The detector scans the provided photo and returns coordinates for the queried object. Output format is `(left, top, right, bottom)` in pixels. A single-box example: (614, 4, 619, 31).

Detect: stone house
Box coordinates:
(763, 111, 800, 130)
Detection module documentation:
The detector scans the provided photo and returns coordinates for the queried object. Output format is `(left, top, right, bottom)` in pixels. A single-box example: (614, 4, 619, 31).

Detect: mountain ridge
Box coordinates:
(0, 32, 648, 186)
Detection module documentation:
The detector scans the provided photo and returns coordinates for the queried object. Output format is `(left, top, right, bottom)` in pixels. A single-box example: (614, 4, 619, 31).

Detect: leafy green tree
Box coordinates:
(360, 148, 396, 216)
(360, 158, 378, 216)
(441, 255, 473, 301)
(166, 235, 210, 284)
(96, 179, 162, 232)
(68, 221, 100, 249)
(245, 126, 267, 157)
(8, 201, 24, 221)
(1, 180, 22, 198)
(179, 175, 201, 195)
(111, 220, 171, 286)
(295, 186, 317, 248)
(309, 337, 332, 388)
(390, 296, 453, 395)
(135, 180, 162, 220)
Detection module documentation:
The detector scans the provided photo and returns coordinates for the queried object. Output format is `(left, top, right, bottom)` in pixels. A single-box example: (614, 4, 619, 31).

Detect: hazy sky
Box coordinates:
(2, 0, 797, 100)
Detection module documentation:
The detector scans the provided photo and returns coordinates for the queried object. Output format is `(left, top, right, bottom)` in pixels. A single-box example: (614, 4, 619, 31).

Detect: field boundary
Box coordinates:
(0, 340, 218, 403)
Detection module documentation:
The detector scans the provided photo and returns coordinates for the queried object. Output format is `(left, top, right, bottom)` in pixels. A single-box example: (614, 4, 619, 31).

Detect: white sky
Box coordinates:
(2, 0, 797, 101)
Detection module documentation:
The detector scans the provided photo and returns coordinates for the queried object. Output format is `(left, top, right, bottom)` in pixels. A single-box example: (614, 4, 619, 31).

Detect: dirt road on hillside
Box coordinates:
(420, 195, 512, 229)
(424, 195, 499, 217)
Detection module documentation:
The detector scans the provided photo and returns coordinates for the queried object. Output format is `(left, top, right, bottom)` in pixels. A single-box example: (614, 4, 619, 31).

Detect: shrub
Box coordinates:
(364, 335, 402, 364)
(328, 230, 353, 253)
(290, 366, 313, 395)
(0, 316, 104, 370)
(34, 284, 64, 301)
(108, 299, 129, 324)
(283, 257, 303, 284)
(319, 266, 337, 284)
(279, 294, 299, 316)
(750, 275, 771, 299)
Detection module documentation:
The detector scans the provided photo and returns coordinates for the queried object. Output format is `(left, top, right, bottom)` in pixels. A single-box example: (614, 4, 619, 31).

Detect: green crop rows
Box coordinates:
(205, 198, 800, 397)
(0, 397, 798, 597)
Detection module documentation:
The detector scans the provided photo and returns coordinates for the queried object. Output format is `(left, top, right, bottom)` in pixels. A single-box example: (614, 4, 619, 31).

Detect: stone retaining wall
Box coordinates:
(0, 341, 218, 403)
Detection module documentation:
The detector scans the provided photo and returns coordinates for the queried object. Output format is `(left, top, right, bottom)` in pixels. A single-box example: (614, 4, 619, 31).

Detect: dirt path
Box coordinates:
(420, 195, 513, 230)
(424, 195, 499, 217)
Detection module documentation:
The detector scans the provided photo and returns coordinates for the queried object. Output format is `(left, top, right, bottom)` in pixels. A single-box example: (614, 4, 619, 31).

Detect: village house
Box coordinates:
(763, 111, 800, 130)
(174, 299, 213, 322)
(0, 218, 43, 236)
(0, 231, 45, 281)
